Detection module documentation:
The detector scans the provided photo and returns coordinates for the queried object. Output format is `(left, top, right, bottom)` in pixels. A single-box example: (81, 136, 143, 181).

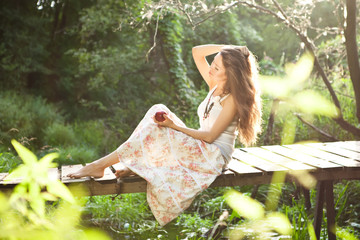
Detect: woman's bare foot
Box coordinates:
(67, 163, 105, 179)
(115, 167, 136, 178)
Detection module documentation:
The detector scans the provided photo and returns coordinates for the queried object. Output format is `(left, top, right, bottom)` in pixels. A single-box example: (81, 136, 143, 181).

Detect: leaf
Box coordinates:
(265, 212, 292, 235)
(224, 190, 264, 220)
(4, 165, 27, 182)
(47, 180, 75, 203)
(39, 152, 59, 168)
(82, 229, 112, 240)
(291, 90, 339, 117)
(30, 196, 45, 218)
(41, 192, 58, 201)
(285, 52, 314, 87)
(11, 139, 37, 165)
(259, 75, 290, 98)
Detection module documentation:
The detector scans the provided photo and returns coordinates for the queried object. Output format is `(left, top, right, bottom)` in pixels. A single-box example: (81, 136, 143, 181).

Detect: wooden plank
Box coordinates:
(243, 147, 315, 171)
(285, 144, 360, 167)
(210, 172, 275, 188)
(0, 173, 8, 181)
(327, 141, 360, 153)
(262, 145, 341, 169)
(306, 143, 360, 161)
(232, 149, 288, 172)
(0, 168, 60, 185)
(227, 159, 262, 175)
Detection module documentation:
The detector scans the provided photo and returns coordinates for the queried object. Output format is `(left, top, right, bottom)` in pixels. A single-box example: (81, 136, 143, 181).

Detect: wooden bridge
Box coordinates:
(1, 141, 360, 240)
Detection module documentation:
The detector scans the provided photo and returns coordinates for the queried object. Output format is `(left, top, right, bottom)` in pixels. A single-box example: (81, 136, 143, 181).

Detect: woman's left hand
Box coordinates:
(152, 113, 175, 128)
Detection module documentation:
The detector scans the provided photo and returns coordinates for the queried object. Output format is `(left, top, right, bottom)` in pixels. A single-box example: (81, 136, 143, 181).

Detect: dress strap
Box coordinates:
(220, 94, 230, 103)
(209, 85, 218, 95)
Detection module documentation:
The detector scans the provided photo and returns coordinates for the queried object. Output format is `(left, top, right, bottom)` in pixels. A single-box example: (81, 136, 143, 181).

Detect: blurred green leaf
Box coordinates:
(285, 52, 314, 86)
(39, 152, 59, 169)
(82, 229, 112, 240)
(11, 139, 37, 165)
(4, 165, 27, 182)
(336, 227, 359, 240)
(47, 180, 75, 204)
(265, 212, 292, 235)
(308, 221, 317, 240)
(291, 90, 339, 117)
(225, 189, 265, 220)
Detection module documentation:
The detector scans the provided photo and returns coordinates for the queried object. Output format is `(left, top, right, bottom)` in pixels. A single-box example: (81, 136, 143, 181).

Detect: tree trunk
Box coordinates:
(344, 0, 360, 122)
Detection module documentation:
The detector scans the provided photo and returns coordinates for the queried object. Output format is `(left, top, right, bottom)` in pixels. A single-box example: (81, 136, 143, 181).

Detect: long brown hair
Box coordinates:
(220, 46, 262, 146)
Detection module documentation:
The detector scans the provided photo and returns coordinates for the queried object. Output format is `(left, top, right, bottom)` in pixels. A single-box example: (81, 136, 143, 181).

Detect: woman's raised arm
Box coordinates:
(192, 44, 227, 89)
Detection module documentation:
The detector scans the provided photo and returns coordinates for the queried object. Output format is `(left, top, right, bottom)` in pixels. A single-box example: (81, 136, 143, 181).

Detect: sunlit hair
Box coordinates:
(220, 46, 262, 146)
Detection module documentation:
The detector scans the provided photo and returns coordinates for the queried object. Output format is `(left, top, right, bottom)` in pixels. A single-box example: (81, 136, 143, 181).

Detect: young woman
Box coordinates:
(68, 44, 262, 226)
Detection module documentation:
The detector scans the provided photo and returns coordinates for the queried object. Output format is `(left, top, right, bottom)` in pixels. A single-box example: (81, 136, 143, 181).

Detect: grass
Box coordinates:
(80, 182, 360, 239)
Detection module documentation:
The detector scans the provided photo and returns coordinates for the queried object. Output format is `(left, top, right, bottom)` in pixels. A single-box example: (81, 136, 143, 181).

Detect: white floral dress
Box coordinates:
(116, 98, 227, 226)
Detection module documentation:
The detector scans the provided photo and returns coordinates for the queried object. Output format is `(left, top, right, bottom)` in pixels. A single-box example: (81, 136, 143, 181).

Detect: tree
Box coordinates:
(147, 0, 360, 138)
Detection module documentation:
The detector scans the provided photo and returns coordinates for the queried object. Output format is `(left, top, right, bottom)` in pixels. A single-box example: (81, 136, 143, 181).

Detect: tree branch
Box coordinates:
(234, 1, 360, 136)
(264, 99, 279, 145)
(344, 0, 360, 122)
(295, 114, 339, 141)
(145, 8, 162, 62)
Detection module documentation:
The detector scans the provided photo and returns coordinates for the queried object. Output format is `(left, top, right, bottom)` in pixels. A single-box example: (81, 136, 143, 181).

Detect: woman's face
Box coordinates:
(209, 53, 227, 84)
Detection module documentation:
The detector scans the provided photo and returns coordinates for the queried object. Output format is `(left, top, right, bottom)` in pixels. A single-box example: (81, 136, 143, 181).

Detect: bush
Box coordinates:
(56, 145, 98, 165)
(0, 151, 21, 173)
(0, 91, 63, 149)
(44, 123, 76, 147)
(73, 120, 117, 154)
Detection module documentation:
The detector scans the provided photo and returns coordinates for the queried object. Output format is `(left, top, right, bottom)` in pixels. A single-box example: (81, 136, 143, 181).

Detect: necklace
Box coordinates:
(203, 91, 215, 120)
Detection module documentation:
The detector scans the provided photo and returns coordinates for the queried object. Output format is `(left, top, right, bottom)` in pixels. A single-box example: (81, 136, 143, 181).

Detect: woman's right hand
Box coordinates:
(152, 114, 175, 129)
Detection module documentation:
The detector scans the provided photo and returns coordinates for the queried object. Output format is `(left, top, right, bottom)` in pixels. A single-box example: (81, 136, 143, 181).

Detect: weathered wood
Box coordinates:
(1, 168, 60, 185)
(243, 147, 315, 171)
(324, 181, 336, 240)
(227, 158, 262, 175)
(0, 173, 8, 181)
(327, 141, 360, 153)
(232, 149, 287, 172)
(262, 145, 341, 169)
(301, 187, 311, 210)
(285, 144, 360, 167)
(311, 168, 360, 181)
(314, 182, 325, 239)
(306, 142, 360, 161)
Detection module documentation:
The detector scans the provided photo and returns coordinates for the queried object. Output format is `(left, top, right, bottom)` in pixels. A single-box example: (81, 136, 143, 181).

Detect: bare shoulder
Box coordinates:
(222, 94, 236, 108)
(221, 94, 237, 118)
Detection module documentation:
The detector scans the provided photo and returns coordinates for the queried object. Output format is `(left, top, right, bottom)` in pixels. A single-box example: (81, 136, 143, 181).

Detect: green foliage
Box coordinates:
(158, 12, 199, 116)
(44, 123, 76, 147)
(1, 140, 110, 239)
(73, 120, 116, 154)
(0, 91, 63, 149)
(0, 152, 21, 173)
(0, 1, 50, 89)
(84, 193, 159, 238)
(175, 213, 213, 238)
(56, 145, 98, 165)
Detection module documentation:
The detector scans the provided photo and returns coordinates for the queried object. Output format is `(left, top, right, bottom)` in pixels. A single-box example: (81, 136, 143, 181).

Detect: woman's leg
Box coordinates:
(67, 151, 134, 179)
(68, 104, 180, 179)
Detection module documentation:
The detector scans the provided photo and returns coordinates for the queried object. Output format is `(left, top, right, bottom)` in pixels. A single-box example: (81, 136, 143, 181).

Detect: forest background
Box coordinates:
(1, 0, 360, 239)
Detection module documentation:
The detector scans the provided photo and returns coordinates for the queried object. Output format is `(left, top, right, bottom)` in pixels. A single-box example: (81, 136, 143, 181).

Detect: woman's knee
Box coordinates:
(147, 104, 170, 115)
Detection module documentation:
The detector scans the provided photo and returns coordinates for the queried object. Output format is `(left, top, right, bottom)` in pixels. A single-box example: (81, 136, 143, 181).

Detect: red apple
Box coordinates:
(155, 111, 166, 122)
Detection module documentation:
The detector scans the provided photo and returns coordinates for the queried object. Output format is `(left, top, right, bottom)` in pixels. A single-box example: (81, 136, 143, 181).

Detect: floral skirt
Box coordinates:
(116, 104, 225, 226)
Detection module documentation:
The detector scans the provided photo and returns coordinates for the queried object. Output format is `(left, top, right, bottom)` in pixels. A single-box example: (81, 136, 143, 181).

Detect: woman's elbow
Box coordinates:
(203, 135, 216, 144)
(192, 46, 200, 56)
